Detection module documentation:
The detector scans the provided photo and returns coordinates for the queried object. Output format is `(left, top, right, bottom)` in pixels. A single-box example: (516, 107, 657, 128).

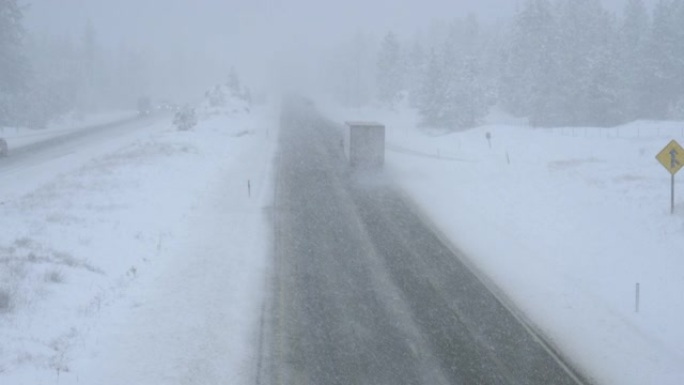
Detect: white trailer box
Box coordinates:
(344, 122, 385, 169)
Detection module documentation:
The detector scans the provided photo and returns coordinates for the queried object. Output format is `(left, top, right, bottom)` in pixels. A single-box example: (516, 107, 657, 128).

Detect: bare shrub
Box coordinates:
(45, 269, 64, 284)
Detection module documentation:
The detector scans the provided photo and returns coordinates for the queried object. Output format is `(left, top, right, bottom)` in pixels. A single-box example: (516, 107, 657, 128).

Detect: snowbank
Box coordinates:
(0, 107, 277, 384)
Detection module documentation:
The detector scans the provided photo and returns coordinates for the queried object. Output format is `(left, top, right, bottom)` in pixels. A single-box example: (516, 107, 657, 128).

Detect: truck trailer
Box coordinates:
(343, 122, 385, 169)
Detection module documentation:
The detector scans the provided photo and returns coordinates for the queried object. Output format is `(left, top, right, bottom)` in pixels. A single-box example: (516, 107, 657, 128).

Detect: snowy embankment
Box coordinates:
(0, 110, 138, 149)
(325, 104, 684, 385)
(0, 107, 276, 384)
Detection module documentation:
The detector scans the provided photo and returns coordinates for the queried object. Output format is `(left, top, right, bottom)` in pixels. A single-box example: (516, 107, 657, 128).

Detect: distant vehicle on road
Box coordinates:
(0, 138, 8, 157)
(343, 122, 385, 169)
(137, 96, 152, 116)
(158, 100, 179, 112)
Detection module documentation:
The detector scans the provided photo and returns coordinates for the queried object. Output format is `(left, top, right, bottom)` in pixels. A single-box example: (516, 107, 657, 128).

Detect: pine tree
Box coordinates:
(661, 0, 684, 118)
(406, 36, 426, 108)
(442, 17, 488, 129)
(554, 0, 599, 125)
(0, 0, 30, 126)
(642, 0, 679, 119)
(437, 26, 460, 127)
(618, 0, 651, 121)
(21, 34, 79, 128)
(444, 54, 488, 129)
(580, 28, 623, 126)
(78, 20, 100, 112)
(417, 19, 488, 130)
(418, 49, 447, 127)
(575, 8, 622, 126)
(376, 31, 404, 107)
(227, 66, 241, 98)
(502, 0, 559, 123)
(501, 0, 622, 126)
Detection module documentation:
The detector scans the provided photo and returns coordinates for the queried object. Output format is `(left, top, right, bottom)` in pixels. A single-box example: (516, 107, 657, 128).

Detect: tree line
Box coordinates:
(1, 1, 158, 128)
(335, 0, 683, 129)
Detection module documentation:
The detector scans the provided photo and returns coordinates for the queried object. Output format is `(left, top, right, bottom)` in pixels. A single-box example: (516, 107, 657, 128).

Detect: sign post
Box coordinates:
(672, 174, 675, 214)
(656, 139, 684, 214)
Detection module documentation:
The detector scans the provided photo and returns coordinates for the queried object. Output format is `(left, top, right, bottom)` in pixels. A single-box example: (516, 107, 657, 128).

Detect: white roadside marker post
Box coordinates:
(635, 282, 640, 313)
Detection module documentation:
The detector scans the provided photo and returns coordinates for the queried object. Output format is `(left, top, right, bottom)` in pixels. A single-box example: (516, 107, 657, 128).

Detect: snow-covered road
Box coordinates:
(263, 99, 586, 385)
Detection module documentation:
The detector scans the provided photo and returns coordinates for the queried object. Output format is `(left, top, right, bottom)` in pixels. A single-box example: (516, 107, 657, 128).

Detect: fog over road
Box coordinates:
(260, 99, 590, 385)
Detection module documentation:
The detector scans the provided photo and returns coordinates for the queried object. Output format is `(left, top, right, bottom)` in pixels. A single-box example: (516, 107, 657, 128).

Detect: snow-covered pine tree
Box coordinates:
(551, 0, 619, 126)
(418, 49, 447, 127)
(441, 17, 488, 129)
(501, 0, 558, 124)
(577, 9, 622, 126)
(618, 0, 651, 121)
(376, 31, 404, 108)
(227, 66, 241, 98)
(78, 20, 99, 112)
(406, 36, 426, 108)
(660, 0, 684, 119)
(207, 84, 226, 107)
(640, 0, 679, 119)
(19, 36, 78, 128)
(580, 26, 624, 127)
(436, 25, 460, 128)
(418, 18, 488, 130)
(0, 0, 30, 126)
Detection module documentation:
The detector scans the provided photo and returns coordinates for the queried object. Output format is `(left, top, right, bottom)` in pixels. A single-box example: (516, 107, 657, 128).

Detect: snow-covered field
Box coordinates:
(325, 104, 684, 385)
(0, 106, 277, 384)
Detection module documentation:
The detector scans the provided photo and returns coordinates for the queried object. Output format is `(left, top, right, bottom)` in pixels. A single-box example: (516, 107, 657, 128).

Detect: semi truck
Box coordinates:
(343, 122, 385, 169)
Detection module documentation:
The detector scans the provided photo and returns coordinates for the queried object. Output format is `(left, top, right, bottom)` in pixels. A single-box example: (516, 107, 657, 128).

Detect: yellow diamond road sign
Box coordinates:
(657, 139, 684, 175)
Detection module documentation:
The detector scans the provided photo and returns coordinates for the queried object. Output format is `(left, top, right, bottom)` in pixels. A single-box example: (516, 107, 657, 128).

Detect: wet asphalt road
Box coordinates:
(260, 100, 590, 385)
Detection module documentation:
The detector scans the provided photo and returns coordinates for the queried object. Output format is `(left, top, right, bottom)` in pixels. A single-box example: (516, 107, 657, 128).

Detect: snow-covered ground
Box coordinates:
(325, 103, 684, 385)
(0, 111, 138, 150)
(0, 105, 277, 384)
(4, 96, 683, 385)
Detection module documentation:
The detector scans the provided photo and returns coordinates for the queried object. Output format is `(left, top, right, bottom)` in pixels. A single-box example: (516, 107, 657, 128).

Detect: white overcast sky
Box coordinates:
(22, 0, 654, 95)
(24, 0, 649, 47)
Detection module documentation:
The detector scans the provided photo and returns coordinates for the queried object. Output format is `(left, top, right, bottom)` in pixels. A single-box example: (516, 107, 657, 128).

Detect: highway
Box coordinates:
(0, 114, 162, 173)
(259, 99, 590, 385)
